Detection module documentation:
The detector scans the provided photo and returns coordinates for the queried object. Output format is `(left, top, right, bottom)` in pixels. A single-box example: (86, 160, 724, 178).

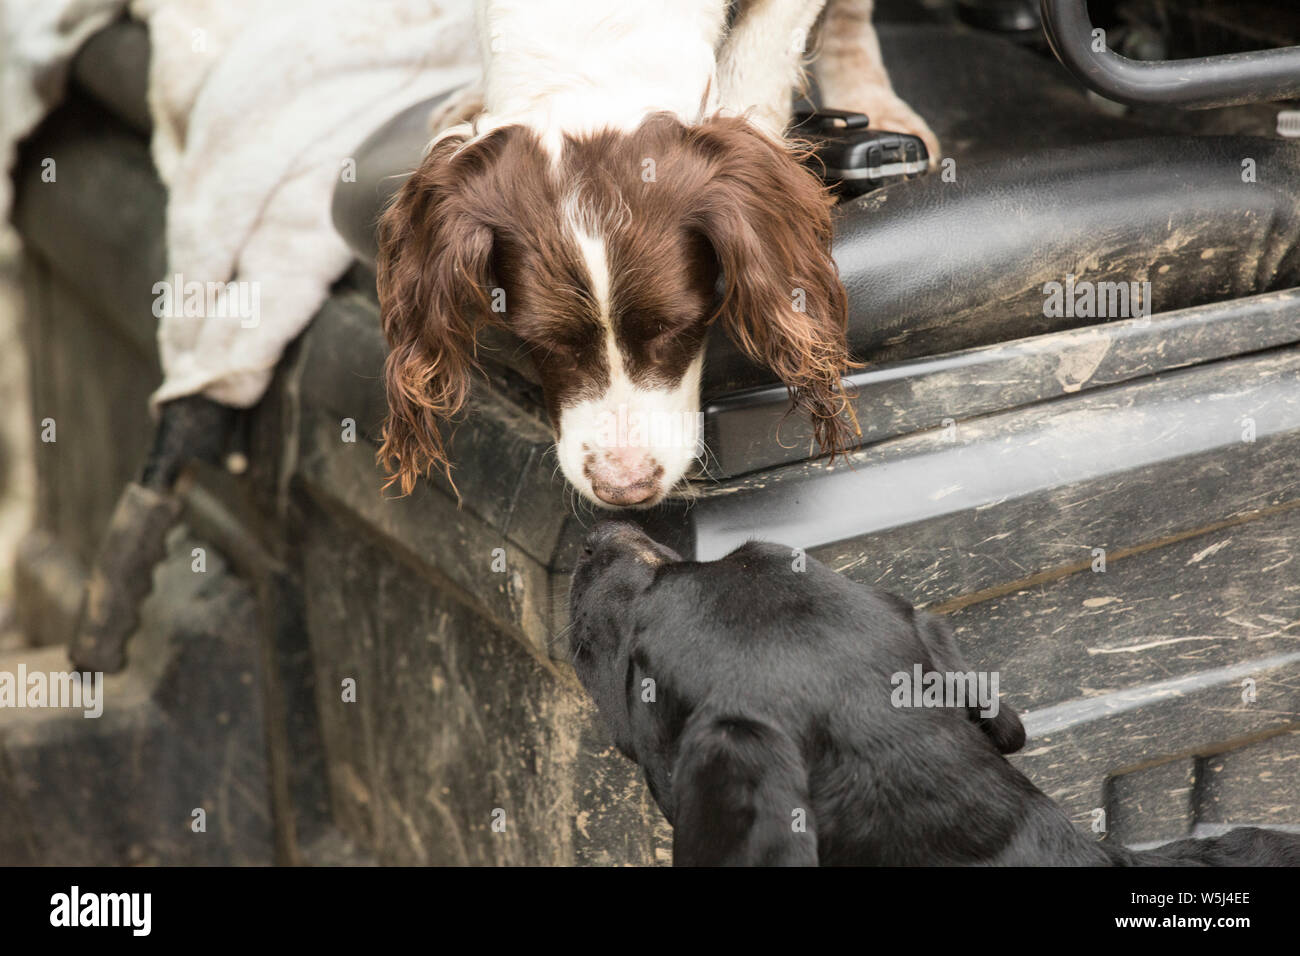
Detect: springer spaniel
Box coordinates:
(376, 0, 937, 506)
(568, 522, 1300, 865)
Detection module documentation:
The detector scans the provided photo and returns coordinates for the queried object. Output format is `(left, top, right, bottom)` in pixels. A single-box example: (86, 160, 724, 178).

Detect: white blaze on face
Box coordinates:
(555, 224, 704, 508)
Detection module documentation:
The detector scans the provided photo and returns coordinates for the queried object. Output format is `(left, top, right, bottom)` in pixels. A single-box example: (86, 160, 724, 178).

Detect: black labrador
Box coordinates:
(568, 521, 1300, 866)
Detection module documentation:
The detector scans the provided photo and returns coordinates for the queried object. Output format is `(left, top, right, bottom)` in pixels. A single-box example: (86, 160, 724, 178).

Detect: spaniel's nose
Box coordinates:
(591, 479, 658, 506)
(586, 450, 664, 507)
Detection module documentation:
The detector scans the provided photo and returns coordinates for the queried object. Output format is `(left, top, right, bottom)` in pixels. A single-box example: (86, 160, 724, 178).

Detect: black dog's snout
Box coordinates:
(580, 533, 598, 561)
(579, 521, 683, 568)
(582, 521, 643, 556)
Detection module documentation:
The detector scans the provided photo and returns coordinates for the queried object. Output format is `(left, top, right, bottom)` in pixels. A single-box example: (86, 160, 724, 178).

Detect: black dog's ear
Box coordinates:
(912, 610, 1026, 755)
(669, 714, 818, 866)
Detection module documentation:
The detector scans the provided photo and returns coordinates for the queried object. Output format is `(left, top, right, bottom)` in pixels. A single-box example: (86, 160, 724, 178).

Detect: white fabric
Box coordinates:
(3, 0, 479, 409)
(1, 0, 126, 218)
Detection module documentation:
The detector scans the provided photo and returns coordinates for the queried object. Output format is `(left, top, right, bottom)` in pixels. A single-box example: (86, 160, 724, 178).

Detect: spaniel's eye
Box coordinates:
(518, 317, 602, 356)
(623, 312, 692, 345)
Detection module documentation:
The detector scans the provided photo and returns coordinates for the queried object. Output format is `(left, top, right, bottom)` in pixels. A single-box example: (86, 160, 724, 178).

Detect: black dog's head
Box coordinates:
(568, 522, 685, 756)
(569, 522, 1036, 866)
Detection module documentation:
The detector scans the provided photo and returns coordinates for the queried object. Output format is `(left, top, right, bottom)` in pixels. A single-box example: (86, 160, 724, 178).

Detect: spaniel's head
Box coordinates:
(377, 113, 853, 507)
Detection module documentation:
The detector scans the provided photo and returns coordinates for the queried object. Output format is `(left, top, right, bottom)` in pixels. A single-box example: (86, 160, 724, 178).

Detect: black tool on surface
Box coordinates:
(791, 107, 930, 199)
(68, 396, 238, 674)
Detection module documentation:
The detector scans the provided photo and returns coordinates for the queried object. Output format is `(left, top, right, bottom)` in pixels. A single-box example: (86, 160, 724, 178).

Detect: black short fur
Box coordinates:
(568, 522, 1300, 867)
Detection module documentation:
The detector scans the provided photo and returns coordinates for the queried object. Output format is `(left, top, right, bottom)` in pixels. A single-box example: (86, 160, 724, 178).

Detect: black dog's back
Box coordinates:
(1109, 827, 1300, 866)
(569, 525, 1299, 866)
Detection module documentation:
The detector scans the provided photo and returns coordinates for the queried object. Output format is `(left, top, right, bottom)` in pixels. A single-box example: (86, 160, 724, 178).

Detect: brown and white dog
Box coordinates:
(377, 0, 936, 506)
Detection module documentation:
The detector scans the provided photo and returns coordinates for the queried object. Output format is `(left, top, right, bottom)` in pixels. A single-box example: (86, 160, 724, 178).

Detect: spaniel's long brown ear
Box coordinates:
(688, 117, 858, 459)
(376, 134, 496, 496)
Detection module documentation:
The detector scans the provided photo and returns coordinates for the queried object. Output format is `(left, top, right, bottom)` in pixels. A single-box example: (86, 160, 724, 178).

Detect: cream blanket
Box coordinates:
(3, 0, 478, 410)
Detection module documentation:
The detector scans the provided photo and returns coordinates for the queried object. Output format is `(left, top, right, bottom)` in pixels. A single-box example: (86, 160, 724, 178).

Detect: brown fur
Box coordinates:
(376, 112, 857, 497)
